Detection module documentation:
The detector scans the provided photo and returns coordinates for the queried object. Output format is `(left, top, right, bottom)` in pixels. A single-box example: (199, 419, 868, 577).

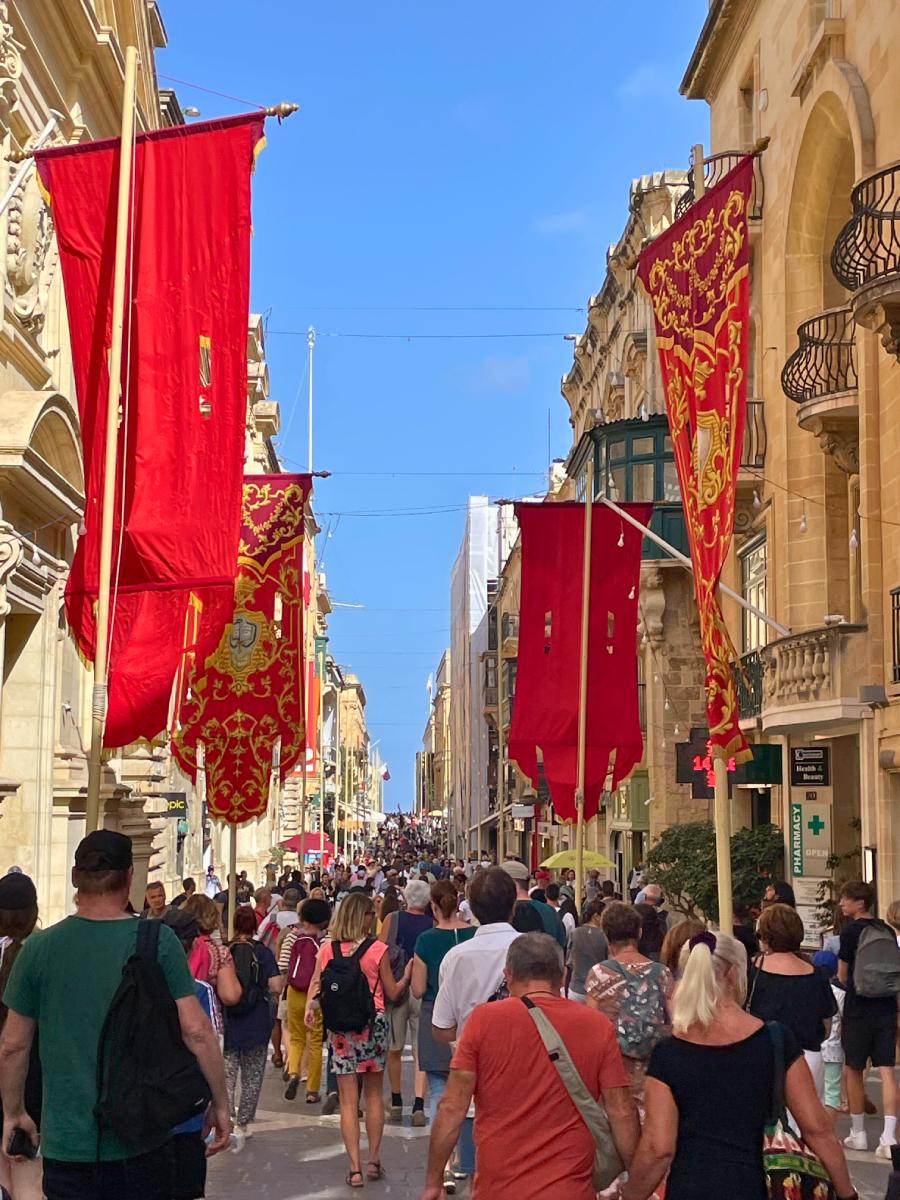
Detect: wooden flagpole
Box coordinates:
(85, 45, 139, 835)
(574, 457, 595, 918)
(692, 141, 733, 932)
(228, 824, 238, 940)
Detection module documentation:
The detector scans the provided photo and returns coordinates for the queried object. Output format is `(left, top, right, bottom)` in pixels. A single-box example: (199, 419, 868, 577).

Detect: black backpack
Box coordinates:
(319, 939, 376, 1033)
(95, 921, 212, 1156)
(227, 941, 265, 1016)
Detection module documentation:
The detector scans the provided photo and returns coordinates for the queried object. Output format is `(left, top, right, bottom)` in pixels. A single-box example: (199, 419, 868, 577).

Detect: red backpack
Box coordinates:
(287, 934, 319, 992)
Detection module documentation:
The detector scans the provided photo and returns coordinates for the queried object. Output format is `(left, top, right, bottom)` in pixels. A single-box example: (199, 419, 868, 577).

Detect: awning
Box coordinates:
(280, 832, 335, 857)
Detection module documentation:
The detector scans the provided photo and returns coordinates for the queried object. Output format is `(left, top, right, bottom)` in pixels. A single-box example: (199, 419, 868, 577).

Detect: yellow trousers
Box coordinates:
(287, 987, 323, 1093)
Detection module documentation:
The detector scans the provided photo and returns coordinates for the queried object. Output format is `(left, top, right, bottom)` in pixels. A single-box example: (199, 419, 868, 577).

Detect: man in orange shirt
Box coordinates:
(419, 932, 639, 1200)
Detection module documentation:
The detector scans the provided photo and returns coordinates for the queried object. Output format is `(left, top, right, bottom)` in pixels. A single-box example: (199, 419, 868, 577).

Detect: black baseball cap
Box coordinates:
(74, 830, 133, 872)
(0, 872, 37, 910)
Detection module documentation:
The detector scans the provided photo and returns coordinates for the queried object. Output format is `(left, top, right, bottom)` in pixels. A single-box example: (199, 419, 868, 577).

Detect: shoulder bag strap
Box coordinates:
(136, 916, 160, 962)
(745, 956, 763, 1011)
(521, 997, 623, 1187)
(351, 937, 374, 963)
(332, 939, 344, 961)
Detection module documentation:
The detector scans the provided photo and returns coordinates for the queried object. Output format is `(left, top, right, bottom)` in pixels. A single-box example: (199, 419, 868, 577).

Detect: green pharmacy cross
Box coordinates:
(807, 815, 826, 836)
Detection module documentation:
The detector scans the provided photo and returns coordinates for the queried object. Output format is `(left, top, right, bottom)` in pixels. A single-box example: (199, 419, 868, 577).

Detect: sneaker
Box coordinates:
(443, 1171, 457, 1195)
(876, 1140, 895, 1161)
(843, 1130, 868, 1152)
(229, 1130, 246, 1154)
(388, 1103, 403, 1123)
(322, 1092, 339, 1116)
(411, 1109, 427, 1128)
(285, 1074, 300, 1101)
(239, 1124, 252, 1141)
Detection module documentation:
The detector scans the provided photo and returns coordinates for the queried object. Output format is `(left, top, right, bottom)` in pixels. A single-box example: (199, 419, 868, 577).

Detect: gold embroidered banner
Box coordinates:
(638, 158, 753, 762)
(173, 474, 312, 823)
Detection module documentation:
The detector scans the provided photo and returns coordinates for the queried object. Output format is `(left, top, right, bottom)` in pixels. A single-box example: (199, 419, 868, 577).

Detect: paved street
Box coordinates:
(207, 1054, 437, 1200)
(205, 1054, 894, 1200)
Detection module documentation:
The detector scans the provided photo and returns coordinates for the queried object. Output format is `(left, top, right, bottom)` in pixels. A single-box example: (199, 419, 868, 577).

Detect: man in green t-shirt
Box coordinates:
(0, 830, 231, 1200)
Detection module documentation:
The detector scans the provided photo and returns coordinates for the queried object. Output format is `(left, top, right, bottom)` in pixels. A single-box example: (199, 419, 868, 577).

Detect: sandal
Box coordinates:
(346, 1169, 364, 1189)
(306, 1091, 321, 1104)
(366, 1161, 385, 1181)
(271, 1054, 285, 1069)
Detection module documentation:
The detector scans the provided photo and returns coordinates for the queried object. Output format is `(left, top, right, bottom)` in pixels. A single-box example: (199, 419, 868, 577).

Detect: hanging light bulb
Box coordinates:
(617, 527, 625, 548)
(653, 674, 660, 684)
(77, 518, 87, 538)
(674, 723, 680, 737)
(664, 698, 670, 712)
(628, 584, 635, 600)
(799, 512, 808, 534)
(639, 402, 649, 423)
(850, 528, 859, 551)
(752, 490, 761, 511)
(30, 545, 40, 566)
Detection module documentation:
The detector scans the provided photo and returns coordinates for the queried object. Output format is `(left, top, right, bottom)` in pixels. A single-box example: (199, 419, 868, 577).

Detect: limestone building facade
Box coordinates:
(681, 0, 900, 916)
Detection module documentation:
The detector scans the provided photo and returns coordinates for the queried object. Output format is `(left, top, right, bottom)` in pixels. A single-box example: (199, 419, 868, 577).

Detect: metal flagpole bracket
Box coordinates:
(598, 495, 790, 639)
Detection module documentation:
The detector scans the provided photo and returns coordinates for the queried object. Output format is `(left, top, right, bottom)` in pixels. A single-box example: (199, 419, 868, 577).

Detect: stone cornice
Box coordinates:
(681, 0, 756, 101)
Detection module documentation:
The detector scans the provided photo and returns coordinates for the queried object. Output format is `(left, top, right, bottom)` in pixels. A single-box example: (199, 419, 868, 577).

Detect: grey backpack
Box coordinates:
(853, 920, 900, 998)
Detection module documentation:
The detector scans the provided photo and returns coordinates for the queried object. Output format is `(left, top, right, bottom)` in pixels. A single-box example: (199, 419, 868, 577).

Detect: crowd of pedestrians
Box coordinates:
(0, 814, 896, 1199)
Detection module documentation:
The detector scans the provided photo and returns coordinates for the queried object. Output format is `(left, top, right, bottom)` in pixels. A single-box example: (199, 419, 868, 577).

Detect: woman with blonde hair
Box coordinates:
(305, 890, 412, 1188)
(620, 930, 856, 1200)
(183, 893, 241, 1007)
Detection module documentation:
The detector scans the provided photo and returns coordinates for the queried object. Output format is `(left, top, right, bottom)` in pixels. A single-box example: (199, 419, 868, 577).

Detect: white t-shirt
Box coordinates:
(560, 910, 576, 939)
(432, 922, 522, 1037)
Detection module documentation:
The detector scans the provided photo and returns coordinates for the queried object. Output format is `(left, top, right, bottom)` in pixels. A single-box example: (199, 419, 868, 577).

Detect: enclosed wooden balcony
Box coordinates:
(831, 161, 900, 360)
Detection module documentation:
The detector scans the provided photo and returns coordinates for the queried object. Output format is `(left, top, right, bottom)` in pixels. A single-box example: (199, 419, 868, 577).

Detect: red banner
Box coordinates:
(172, 474, 312, 824)
(508, 500, 651, 822)
(36, 113, 265, 747)
(638, 157, 754, 763)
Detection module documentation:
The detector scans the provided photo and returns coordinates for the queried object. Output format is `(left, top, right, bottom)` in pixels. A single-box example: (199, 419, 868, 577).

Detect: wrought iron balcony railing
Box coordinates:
(731, 650, 763, 720)
(832, 162, 900, 292)
(674, 150, 764, 223)
(742, 400, 766, 469)
(781, 306, 858, 404)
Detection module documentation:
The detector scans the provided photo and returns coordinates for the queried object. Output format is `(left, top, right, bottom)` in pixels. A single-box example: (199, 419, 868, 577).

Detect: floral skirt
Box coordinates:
(330, 1010, 389, 1074)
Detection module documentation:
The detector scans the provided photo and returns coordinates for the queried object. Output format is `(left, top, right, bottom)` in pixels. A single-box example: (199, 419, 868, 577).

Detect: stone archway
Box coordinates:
(784, 91, 856, 328)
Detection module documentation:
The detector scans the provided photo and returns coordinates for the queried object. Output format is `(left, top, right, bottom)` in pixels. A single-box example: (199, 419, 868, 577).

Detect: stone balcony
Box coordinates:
(757, 623, 870, 732)
(780, 306, 858, 431)
(831, 160, 900, 361)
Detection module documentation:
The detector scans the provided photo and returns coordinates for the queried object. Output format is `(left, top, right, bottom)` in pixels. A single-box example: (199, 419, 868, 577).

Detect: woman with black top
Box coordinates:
(746, 903, 836, 1098)
(0, 873, 42, 1200)
(620, 929, 856, 1200)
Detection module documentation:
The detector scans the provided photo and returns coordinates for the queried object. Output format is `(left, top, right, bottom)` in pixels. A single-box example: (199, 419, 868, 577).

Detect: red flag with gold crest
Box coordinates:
(638, 157, 753, 762)
(172, 474, 311, 823)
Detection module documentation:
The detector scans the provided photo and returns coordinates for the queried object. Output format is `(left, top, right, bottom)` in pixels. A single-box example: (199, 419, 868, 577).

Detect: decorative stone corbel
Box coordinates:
(638, 563, 666, 647)
(0, 522, 23, 617)
(816, 427, 859, 475)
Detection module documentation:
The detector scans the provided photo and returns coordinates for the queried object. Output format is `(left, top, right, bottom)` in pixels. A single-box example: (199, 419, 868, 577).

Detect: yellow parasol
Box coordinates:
(540, 849, 614, 871)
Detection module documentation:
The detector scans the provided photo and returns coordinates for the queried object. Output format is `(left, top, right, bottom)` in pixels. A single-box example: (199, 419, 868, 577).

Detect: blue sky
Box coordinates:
(160, 1, 709, 812)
